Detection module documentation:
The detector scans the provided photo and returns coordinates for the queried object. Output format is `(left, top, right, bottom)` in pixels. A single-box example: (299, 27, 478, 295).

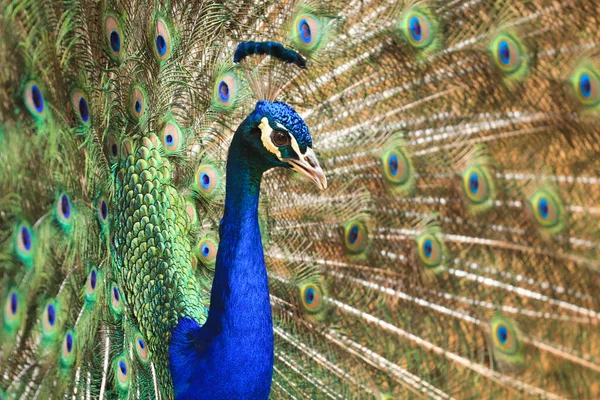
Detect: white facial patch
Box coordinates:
(258, 117, 308, 162)
(258, 117, 282, 158)
(289, 135, 303, 160)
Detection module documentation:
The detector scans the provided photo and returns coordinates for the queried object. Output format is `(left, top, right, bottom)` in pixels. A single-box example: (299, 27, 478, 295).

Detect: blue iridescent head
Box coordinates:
(236, 100, 327, 190)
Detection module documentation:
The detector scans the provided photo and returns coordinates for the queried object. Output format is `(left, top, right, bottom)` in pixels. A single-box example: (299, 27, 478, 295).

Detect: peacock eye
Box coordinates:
(42, 300, 59, 337)
(134, 333, 150, 363)
(71, 89, 90, 126)
(271, 130, 290, 147)
(86, 267, 100, 301)
(462, 166, 491, 204)
(214, 71, 239, 111)
(161, 120, 183, 152)
(129, 84, 147, 120)
(298, 281, 328, 320)
(401, 10, 436, 49)
(4, 288, 24, 332)
(24, 81, 46, 119)
(55, 192, 74, 231)
(343, 219, 368, 254)
(490, 316, 523, 364)
(104, 14, 124, 60)
(152, 19, 172, 62)
(198, 238, 217, 265)
(530, 189, 563, 229)
(115, 356, 130, 389)
(14, 221, 34, 265)
(107, 134, 120, 162)
(417, 233, 443, 268)
(490, 33, 524, 74)
(293, 14, 322, 50)
(382, 148, 410, 185)
(571, 66, 600, 107)
(61, 329, 76, 367)
(109, 282, 123, 318)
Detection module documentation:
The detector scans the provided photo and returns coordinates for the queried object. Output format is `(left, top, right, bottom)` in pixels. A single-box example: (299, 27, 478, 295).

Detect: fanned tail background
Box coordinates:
(1, 0, 599, 399)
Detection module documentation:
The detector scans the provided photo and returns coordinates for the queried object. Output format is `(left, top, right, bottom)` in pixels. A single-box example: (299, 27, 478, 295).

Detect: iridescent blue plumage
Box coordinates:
(234, 41, 307, 68)
(170, 100, 324, 399)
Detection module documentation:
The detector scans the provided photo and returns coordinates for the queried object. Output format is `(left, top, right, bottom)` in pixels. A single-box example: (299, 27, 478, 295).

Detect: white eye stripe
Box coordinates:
(274, 121, 288, 132)
(290, 135, 303, 159)
(258, 117, 308, 162)
(259, 117, 282, 158)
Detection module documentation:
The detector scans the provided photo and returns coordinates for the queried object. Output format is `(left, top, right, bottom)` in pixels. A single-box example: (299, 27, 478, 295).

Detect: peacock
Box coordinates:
(1, 0, 599, 398)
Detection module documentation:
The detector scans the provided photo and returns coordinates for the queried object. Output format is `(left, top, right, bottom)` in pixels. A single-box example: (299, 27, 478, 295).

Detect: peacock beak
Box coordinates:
(284, 148, 327, 190)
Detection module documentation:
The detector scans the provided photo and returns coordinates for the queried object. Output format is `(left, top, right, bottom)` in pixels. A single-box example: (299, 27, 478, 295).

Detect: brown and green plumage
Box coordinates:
(1, 0, 600, 399)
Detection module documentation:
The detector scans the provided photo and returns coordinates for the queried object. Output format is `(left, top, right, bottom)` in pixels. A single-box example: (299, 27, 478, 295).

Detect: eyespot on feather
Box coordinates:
(298, 280, 328, 321)
(107, 135, 120, 163)
(96, 196, 109, 225)
(152, 19, 172, 62)
(490, 33, 525, 75)
(41, 299, 59, 338)
(115, 356, 130, 391)
(382, 148, 411, 185)
(14, 221, 34, 266)
(61, 329, 76, 367)
(530, 189, 564, 231)
(194, 165, 221, 197)
(400, 9, 437, 49)
(462, 166, 491, 204)
(104, 14, 124, 60)
(292, 14, 323, 51)
(570, 66, 600, 107)
(343, 220, 368, 254)
(416, 233, 443, 269)
(134, 333, 150, 363)
(109, 282, 123, 317)
(490, 316, 523, 365)
(214, 72, 238, 110)
(197, 236, 218, 269)
(300, 284, 321, 311)
(24, 81, 46, 118)
(71, 89, 91, 126)
(160, 120, 182, 152)
(55, 192, 73, 230)
(129, 85, 148, 120)
(86, 267, 100, 302)
(3, 288, 24, 332)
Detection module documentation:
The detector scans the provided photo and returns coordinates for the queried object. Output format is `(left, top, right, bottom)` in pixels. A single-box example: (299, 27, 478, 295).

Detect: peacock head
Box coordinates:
(238, 100, 327, 190)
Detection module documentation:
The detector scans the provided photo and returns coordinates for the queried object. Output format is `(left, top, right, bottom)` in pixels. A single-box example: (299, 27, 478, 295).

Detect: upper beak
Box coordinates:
(284, 148, 327, 190)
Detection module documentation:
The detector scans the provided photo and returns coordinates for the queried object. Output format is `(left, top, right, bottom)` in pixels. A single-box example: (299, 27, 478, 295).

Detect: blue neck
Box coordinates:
(205, 132, 272, 334)
(169, 129, 274, 399)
